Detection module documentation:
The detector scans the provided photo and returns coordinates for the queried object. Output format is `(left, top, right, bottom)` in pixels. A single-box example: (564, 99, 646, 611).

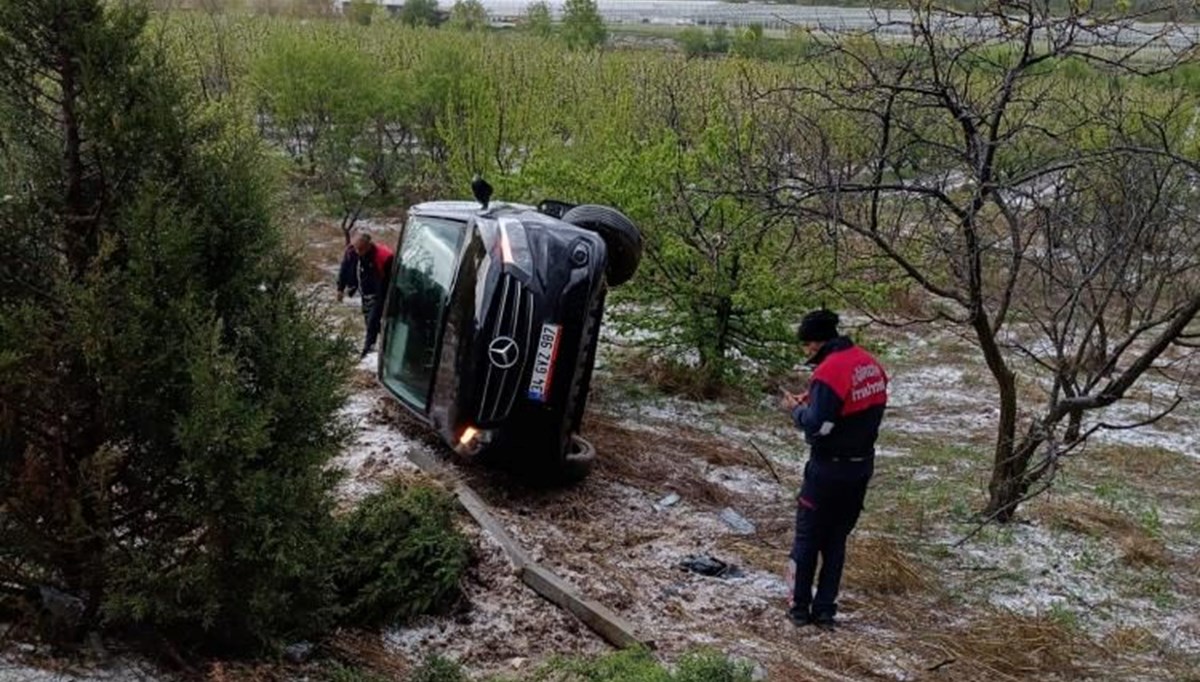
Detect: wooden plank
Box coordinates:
(520, 562, 653, 651)
(455, 485, 528, 572)
(402, 448, 652, 650)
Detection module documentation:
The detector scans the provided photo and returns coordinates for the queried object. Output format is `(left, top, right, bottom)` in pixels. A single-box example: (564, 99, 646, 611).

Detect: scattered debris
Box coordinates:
(678, 555, 745, 579)
(718, 507, 756, 535)
(654, 492, 681, 510)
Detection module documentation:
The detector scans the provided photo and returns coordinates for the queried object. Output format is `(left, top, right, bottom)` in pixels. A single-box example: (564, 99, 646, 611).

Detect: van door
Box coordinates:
(379, 215, 467, 413)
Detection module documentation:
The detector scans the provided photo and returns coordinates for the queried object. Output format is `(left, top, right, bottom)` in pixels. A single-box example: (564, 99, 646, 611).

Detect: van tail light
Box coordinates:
(499, 224, 515, 264)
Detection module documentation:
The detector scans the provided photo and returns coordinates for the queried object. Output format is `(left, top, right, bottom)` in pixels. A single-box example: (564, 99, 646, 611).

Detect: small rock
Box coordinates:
(284, 641, 314, 663)
(719, 507, 756, 535)
(508, 657, 528, 669)
(654, 492, 681, 510)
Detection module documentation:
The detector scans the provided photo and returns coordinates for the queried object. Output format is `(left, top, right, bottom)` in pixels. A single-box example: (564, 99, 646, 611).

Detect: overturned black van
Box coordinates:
(375, 186, 641, 479)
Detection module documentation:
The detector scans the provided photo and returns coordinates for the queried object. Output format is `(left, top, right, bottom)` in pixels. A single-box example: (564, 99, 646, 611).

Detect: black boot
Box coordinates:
(812, 610, 836, 630)
(787, 605, 811, 627)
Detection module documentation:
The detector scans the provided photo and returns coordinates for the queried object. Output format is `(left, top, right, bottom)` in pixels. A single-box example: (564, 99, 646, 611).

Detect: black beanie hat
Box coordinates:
(797, 308, 839, 343)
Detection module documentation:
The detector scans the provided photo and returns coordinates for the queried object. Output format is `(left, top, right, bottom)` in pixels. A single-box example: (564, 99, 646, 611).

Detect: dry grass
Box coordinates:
(348, 368, 378, 391)
(1103, 625, 1159, 655)
(1093, 444, 1189, 481)
(929, 609, 1097, 680)
(843, 535, 931, 596)
(609, 353, 728, 401)
(1118, 533, 1172, 568)
(325, 629, 413, 680)
(1036, 498, 1171, 568)
(584, 413, 736, 508)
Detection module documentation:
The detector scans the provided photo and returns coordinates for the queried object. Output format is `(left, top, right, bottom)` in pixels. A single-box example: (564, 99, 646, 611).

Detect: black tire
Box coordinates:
(561, 204, 643, 287)
(561, 434, 596, 483)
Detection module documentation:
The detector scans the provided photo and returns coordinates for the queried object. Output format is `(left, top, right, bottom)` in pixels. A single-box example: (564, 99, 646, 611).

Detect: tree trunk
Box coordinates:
(971, 313, 1033, 523)
(983, 367, 1026, 522)
(698, 296, 733, 398)
(54, 10, 106, 630)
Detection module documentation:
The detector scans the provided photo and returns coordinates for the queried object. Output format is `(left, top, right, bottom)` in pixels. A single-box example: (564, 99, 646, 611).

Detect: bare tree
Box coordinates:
(757, 0, 1200, 520)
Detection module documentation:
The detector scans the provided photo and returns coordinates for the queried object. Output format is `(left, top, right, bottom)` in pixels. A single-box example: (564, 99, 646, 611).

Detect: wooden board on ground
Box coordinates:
(404, 448, 654, 651)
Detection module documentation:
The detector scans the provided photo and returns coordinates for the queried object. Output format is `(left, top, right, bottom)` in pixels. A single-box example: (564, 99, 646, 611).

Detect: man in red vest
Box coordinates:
(781, 308, 888, 629)
(336, 232, 394, 358)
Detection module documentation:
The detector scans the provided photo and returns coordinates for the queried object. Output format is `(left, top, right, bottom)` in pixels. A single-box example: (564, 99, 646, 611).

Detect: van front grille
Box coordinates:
(478, 274, 534, 424)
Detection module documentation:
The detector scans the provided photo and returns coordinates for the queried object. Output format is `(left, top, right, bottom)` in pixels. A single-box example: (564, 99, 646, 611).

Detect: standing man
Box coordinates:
(336, 231, 394, 358)
(781, 308, 888, 629)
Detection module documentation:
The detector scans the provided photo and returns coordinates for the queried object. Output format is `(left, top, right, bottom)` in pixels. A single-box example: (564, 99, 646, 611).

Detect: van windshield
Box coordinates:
(380, 216, 467, 410)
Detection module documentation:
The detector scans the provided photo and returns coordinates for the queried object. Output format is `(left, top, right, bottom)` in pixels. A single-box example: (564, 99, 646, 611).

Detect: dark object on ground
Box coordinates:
(786, 605, 811, 627)
(283, 641, 314, 663)
(376, 187, 643, 480)
(678, 555, 745, 579)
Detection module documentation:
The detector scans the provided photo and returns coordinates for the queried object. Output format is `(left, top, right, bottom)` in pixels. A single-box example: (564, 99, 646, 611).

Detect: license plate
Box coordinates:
(527, 323, 562, 402)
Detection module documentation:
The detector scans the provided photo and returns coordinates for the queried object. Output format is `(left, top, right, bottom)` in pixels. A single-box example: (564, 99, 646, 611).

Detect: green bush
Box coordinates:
(336, 482, 471, 626)
(561, 0, 606, 49)
(346, 0, 378, 26)
(672, 650, 757, 682)
(410, 654, 471, 682)
(489, 648, 756, 682)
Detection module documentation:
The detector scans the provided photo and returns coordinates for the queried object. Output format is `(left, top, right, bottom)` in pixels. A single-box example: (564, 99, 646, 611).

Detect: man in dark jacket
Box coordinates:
(781, 308, 888, 629)
(336, 232, 395, 358)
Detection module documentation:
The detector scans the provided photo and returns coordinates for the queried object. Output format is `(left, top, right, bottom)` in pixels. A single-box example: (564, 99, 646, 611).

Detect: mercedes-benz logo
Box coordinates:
(488, 336, 520, 369)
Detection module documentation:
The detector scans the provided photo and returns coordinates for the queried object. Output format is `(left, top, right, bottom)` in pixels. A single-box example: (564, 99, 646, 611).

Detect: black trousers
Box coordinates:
(361, 294, 382, 355)
(789, 457, 873, 617)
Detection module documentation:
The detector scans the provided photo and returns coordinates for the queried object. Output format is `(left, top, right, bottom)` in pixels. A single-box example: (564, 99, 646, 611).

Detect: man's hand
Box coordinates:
(780, 390, 808, 412)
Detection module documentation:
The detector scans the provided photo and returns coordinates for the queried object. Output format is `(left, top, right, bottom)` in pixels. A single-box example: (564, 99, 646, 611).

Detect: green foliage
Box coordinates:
(730, 23, 764, 59)
(677, 26, 742, 59)
(399, 0, 443, 28)
(449, 0, 489, 32)
(523, 1, 554, 37)
(495, 647, 756, 682)
(410, 654, 471, 682)
(346, 0, 378, 26)
(0, 0, 351, 652)
(519, 120, 820, 392)
(709, 25, 731, 54)
(252, 33, 409, 236)
(335, 482, 470, 626)
(561, 0, 606, 50)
